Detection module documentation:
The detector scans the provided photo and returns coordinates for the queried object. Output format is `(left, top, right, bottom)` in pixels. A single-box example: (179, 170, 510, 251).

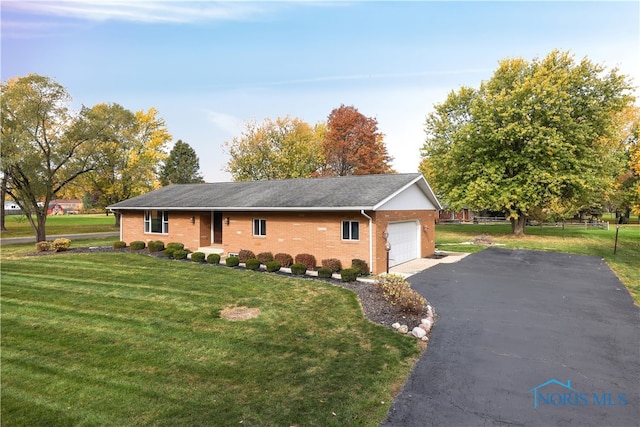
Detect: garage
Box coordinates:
(387, 221, 420, 267)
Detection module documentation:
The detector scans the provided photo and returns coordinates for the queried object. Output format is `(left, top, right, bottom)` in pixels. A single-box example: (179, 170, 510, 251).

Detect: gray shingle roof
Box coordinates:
(108, 173, 440, 211)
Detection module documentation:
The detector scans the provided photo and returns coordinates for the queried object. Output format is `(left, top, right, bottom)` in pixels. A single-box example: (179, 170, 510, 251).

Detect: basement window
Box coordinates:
(253, 218, 266, 236)
(144, 210, 169, 234)
(342, 220, 359, 241)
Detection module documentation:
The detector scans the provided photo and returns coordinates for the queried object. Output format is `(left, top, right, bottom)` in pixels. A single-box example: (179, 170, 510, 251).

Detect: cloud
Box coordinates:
(206, 110, 243, 136)
(2, 1, 268, 24)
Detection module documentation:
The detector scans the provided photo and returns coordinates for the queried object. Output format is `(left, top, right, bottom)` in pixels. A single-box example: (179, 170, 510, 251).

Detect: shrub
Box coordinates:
(166, 242, 184, 251)
(191, 252, 206, 263)
(226, 256, 240, 267)
(375, 274, 426, 316)
(36, 241, 51, 252)
(238, 249, 256, 263)
(52, 238, 71, 252)
(162, 248, 176, 258)
(351, 259, 370, 275)
(295, 253, 317, 270)
(290, 263, 307, 275)
(245, 258, 261, 270)
(274, 253, 293, 268)
(148, 241, 165, 252)
(207, 253, 221, 264)
(317, 267, 333, 279)
(321, 258, 342, 272)
(173, 249, 188, 260)
(113, 241, 127, 249)
(266, 261, 281, 272)
(340, 268, 359, 282)
(130, 241, 146, 250)
(256, 251, 274, 264)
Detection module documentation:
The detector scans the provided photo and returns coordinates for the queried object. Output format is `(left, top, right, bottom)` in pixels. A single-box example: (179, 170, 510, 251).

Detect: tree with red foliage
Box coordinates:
(321, 105, 393, 176)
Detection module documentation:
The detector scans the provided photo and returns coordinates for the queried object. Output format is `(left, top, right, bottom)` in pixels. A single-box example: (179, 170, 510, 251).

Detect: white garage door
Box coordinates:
(387, 221, 419, 267)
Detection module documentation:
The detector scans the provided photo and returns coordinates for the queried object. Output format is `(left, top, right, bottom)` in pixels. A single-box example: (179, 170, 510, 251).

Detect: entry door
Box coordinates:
(213, 211, 223, 244)
(387, 221, 419, 267)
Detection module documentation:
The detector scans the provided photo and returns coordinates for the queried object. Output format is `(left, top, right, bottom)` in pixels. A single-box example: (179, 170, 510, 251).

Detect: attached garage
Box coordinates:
(387, 221, 420, 267)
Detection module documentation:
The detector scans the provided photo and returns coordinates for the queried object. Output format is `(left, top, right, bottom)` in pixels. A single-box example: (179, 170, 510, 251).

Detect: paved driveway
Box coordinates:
(383, 248, 639, 426)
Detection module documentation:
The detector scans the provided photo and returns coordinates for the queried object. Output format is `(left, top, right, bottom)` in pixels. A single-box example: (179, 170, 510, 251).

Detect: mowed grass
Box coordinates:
(0, 214, 117, 238)
(1, 253, 420, 426)
(436, 224, 640, 304)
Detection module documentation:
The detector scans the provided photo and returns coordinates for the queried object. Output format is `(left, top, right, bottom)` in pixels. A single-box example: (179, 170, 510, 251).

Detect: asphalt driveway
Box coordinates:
(383, 248, 639, 426)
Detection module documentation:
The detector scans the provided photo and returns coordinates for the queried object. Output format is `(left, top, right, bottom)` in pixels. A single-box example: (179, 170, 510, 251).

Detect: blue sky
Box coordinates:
(2, 1, 639, 182)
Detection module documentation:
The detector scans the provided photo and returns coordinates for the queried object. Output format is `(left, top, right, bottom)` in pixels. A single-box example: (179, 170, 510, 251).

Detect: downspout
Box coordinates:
(360, 210, 373, 274)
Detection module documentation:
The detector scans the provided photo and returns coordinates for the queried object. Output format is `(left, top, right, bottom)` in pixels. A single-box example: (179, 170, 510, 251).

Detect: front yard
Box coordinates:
(1, 252, 420, 426)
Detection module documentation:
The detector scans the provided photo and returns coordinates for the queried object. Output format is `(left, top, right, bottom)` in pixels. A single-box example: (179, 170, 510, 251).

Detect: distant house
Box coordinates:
(4, 200, 22, 215)
(438, 208, 473, 223)
(48, 199, 83, 215)
(108, 173, 442, 274)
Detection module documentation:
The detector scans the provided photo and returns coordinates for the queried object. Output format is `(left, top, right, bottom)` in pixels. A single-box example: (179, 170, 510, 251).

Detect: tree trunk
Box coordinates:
(510, 216, 526, 236)
(0, 174, 7, 232)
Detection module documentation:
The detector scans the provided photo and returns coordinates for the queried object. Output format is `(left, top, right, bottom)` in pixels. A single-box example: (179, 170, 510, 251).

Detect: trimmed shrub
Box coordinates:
(295, 253, 316, 270)
(173, 249, 188, 260)
(256, 251, 274, 264)
(266, 261, 281, 272)
(290, 263, 307, 275)
(245, 258, 261, 270)
(238, 249, 256, 263)
(148, 240, 165, 252)
(166, 242, 184, 251)
(130, 241, 146, 250)
(207, 253, 221, 264)
(317, 267, 333, 279)
(340, 268, 359, 282)
(321, 258, 342, 272)
(226, 256, 240, 267)
(274, 253, 293, 268)
(162, 248, 176, 258)
(375, 274, 426, 316)
(36, 241, 51, 252)
(113, 241, 127, 249)
(191, 252, 206, 263)
(52, 238, 71, 252)
(351, 259, 370, 275)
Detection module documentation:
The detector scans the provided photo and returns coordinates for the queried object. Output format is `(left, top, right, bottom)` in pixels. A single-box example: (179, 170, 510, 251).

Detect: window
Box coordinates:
(253, 218, 266, 236)
(144, 210, 169, 234)
(342, 220, 359, 241)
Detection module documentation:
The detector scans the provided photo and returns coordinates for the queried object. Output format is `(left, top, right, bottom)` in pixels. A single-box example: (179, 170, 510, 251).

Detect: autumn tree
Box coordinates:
(225, 116, 325, 181)
(159, 140, 204, 185)
(608, 105, 640, 217)
(321, 104, 393, 176)
(420, 50, 634, 235)
(0, 74, 98, 241)
(75, 103, 170, 225)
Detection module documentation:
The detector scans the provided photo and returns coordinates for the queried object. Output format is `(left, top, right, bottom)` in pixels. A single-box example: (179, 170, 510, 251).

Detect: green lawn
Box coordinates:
(1, 253, 420, 426)
(1, 214, 118, 238)
(436, 223, 640, 304)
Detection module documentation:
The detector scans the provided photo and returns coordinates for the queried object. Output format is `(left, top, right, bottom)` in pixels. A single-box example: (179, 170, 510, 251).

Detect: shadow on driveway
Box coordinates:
(383, 248, 639, 427)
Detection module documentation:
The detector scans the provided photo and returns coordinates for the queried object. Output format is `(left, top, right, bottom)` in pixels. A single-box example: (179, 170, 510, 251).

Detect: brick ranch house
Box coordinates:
(108, 173, 442, 274)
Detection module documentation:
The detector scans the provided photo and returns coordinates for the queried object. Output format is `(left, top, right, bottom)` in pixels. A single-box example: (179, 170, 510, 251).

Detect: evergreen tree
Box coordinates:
(160, 140, 204, 185)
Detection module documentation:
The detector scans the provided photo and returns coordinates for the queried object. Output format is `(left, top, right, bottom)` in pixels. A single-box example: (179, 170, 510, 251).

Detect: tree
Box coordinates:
(75, 103, 170, 225)
(608, 105, 640, 217)
(0, 74, 98, 241)
(420, 51, 634, 235)
(321, 104, 393, 176)
(159, 140, 204, 185)
(225, 116, 325, 181)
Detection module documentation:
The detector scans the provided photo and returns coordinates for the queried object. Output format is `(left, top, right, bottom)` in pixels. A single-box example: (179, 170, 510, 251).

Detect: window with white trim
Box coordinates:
(144, 210, 169, 234)
(341, 220, 359, 241)
(253, 218, 266, 236)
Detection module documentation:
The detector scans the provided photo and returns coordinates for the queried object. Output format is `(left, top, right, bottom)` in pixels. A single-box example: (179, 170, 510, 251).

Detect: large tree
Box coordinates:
(0, 74, 98, 241)
(159, 140, 204, 185)
(225, 116, 325, 181)
(420, 51, 634, 235)
(75, 103, 170, 225)
(321, 104, 393, 176)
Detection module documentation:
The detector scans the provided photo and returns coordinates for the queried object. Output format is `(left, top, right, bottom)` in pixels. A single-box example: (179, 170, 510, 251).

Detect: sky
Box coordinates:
(2, 1, 639, 183)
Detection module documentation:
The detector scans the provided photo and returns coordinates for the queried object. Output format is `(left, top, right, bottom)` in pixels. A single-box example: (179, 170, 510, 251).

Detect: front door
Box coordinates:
(213, 211, 223, 244)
